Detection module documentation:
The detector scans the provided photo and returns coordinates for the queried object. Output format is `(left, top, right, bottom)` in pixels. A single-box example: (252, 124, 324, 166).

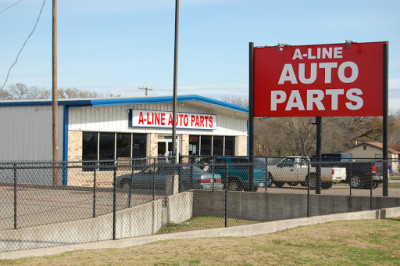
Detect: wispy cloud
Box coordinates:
(390, 78, 400, 90)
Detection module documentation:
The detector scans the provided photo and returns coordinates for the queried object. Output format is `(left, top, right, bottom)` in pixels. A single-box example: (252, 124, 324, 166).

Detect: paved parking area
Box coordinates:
(0, 185, 164, 230)
(1, 183, 399, 231)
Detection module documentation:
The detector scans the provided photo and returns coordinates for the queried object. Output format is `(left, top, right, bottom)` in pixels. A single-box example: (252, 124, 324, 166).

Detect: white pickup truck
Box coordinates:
(268, 156, 347, 189)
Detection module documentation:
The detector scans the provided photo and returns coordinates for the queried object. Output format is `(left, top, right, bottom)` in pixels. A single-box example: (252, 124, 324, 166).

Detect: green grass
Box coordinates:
(157, 216, 259, 234)
(2, 218, 399, 265)
(389, 183, 400, 189)
(391, 175, 400, 180)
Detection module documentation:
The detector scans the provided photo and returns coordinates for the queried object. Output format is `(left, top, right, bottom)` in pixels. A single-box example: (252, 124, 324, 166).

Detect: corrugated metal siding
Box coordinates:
(68, 103, 247, 136)
(0, 106, 64, 161)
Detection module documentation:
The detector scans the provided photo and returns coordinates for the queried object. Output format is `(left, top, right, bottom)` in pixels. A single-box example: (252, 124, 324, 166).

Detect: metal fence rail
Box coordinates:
(0, 156, 399, 252)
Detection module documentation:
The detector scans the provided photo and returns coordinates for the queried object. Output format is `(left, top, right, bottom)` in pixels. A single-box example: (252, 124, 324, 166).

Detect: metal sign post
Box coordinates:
(315, 116, 322, 194)
(383, 43, 389, 196)
(249, 42, 255, 190)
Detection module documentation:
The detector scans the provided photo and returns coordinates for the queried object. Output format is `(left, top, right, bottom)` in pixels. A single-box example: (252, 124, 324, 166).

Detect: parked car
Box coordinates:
(115, 164, 223, 191)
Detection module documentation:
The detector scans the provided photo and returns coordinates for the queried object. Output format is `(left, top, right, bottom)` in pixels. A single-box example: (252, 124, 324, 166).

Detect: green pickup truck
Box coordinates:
(206, 157, 272, 191)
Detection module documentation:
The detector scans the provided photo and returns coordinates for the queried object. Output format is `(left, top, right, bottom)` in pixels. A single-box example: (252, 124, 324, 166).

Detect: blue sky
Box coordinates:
(0, 0, 399, 109)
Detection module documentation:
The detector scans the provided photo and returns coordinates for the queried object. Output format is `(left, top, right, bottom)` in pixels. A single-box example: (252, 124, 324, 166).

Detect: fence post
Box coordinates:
(93, 165, 97, 218)
(13, 163, 17, 230)
(112, 166, 117, 240)
(152, 165, 156, 201)
(224, 164, 229, 228)
(190, 163, 193, 190)
(370, 162, 373, 210)
(128, 161, 134, 207)
(265, 157, 268, 193)
(212, 156, 215, 191)
(349, 161, 352, 197)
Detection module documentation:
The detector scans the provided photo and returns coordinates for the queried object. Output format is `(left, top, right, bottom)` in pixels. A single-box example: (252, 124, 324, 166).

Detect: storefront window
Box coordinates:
(213, 136, 224, 156)
(117, 133, 131, 168)
(189, 135, 200, 155)
(83, 132, 98, 161)
(132, 134, 146, 158)
(99, 133, 115, 170)
(200, 136, 212, 156)
(189, 135, 236, 156)
(82, 132, 98, 171)
(117, 133, 131, 159)
(82, 132, 147, 171)
(225, 136, 235, 156)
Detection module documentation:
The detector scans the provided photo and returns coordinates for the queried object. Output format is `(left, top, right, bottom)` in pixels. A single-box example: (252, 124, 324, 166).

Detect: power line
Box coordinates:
(0, 0, 47, 90)
(0, 0, 23, 14)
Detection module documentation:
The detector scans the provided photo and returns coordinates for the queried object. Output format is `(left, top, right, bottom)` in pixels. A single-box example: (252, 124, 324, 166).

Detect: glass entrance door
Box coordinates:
(158, 135, 180, 162)
(157, 142, 171, 157)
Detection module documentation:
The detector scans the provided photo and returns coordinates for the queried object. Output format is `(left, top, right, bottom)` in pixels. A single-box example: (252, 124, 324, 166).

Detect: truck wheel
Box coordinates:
(270, 174, 284, 187)
(307, 174, 317, 189)
(300, 182, 307, 187)
(288, 182, 298, 186)
(372, 181, 379, 189)
(267, 173, 273, 187)
(120, 179, 132, 190)
(321, 183, 333, 189)
(350, 175, 364, 189)
(228, 179, 241, 191)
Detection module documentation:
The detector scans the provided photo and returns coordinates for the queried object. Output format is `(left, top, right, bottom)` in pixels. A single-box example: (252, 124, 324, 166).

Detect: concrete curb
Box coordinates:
(1, 206, 400, 260)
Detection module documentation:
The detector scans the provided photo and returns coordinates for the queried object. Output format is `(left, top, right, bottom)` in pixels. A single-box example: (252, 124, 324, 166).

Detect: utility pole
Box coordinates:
(171, 0, 179, 163)
(52, 0, 59, 185)
(138, 87, 152, 96)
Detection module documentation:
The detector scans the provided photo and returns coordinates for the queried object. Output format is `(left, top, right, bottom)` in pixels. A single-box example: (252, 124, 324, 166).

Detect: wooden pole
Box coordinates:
(171, 0, 179, 163)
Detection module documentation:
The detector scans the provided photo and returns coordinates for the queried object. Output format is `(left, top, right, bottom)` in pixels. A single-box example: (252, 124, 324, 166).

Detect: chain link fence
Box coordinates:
(1, 156, 399, 252)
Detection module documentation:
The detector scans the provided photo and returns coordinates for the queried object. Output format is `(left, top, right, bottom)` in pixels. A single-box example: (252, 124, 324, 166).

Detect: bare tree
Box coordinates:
(220, 96, 248, 107)
(283, 117, 316, 156)
(58, 88, 105, 99)
(1, 83, 120, 100)
(0, 88, 9, 99)
(7, 83, 29, 99)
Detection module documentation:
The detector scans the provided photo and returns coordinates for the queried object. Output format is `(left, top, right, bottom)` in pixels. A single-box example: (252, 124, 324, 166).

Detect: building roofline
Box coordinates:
(350, 142, 400, 154)
(0, 95, 248, 113)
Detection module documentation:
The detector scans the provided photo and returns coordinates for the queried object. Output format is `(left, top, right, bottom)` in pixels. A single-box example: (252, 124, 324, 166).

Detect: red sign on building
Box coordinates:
(253, 42, 386, 117)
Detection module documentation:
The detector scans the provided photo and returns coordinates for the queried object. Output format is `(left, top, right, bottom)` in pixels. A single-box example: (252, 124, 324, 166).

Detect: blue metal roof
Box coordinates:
(0, 95, 248, 113)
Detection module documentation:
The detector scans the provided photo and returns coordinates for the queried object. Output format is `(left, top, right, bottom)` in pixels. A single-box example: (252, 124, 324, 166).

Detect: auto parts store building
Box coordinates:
(0, 95, 248, 186)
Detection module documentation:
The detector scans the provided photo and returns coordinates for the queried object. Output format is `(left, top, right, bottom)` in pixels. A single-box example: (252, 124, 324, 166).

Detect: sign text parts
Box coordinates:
(272, 46, 363, 113)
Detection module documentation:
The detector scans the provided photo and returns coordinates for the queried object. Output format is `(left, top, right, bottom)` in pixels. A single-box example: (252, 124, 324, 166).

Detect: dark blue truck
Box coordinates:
(311, 153, 383, 189)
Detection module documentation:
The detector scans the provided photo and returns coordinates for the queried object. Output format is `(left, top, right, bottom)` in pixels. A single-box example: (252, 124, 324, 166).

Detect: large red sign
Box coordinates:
(253, 42, 386, 117)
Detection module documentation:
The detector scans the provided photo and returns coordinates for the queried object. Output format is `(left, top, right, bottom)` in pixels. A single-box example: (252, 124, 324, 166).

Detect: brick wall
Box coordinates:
(236, 136, 247, 156)
(68, 130, 82, 161)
